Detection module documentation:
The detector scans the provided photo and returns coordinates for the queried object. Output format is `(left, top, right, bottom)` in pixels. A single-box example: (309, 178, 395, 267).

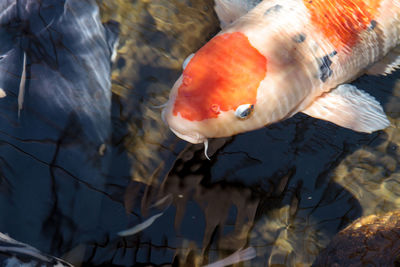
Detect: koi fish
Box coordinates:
(162, 0, 400, 152)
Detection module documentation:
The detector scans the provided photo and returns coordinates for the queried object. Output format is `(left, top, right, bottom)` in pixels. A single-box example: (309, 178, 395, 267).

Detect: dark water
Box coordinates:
(0, 0, 400, 266)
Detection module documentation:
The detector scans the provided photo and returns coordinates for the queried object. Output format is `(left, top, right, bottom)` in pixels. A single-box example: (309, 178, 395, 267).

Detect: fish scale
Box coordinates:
(319, 1, 399, 85)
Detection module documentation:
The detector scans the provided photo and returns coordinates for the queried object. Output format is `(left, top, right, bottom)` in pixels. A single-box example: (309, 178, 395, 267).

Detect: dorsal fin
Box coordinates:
(214, 0, 261, 29)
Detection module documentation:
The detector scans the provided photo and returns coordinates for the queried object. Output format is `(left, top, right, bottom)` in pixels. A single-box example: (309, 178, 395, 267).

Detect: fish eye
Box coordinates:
(235, 104, 254, 119)
(182, 53, 195, 70)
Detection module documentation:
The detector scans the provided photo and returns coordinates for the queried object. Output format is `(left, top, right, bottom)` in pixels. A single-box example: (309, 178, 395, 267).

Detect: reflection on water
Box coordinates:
(0, 0, 399, 266)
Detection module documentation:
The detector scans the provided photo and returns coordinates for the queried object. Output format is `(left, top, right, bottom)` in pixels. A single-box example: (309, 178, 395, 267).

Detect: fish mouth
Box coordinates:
(162, 105, 206, 144)
(169, 127, 206, 144)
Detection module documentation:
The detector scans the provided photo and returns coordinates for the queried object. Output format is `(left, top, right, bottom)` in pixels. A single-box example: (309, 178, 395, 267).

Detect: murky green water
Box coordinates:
(1, 0, 400, 266)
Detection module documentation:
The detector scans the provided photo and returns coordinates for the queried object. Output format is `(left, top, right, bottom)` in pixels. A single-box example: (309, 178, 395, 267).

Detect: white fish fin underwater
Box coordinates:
(302, 84, 390, 133)
(0, 232, 73, 266)
(366, 45, 400, 76)
(103, 20, 120, 63)
(17, 51, 26, 118)
(202, 247, 256, 267)
(0, 88, 6, 98)
(214, 0, 261, 28)
(117, 212, 164, 237)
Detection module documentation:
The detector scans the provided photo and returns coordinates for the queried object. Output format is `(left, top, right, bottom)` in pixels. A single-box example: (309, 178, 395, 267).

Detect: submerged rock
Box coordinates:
(313, 210, 400, 266)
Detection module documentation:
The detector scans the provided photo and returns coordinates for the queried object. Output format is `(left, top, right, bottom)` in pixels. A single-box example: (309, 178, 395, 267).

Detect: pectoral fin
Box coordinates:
(302, 84, 390, 133)
(214, 0, 260, 28)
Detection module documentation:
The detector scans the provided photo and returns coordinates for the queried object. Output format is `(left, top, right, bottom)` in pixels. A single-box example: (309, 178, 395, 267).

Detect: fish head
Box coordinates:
(162, 31, 283, 144)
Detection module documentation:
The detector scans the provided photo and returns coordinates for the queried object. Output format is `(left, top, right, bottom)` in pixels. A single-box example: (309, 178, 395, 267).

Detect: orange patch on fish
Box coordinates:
(304, 0, 382, 51)
(173, 32, 267, 121)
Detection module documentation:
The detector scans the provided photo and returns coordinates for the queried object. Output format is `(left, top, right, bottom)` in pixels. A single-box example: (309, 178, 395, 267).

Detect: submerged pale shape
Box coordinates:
(0, 88, 6, 98)
(117, 212, 164, 236)
(203, 247, 256, 267)
(0, 232, 73, 266)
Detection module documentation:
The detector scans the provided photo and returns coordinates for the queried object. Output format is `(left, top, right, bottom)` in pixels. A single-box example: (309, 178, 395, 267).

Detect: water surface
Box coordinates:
(0, 0, 400, 266)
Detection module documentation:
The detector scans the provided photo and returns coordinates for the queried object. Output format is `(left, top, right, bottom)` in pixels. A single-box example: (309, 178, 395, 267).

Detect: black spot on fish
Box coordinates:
(319, 55, 333, 82)
(329, 50, 337, 57)
(293, 33, 306, 43)
(264, 5, 282, 16)
(369, 20, 377, 30)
